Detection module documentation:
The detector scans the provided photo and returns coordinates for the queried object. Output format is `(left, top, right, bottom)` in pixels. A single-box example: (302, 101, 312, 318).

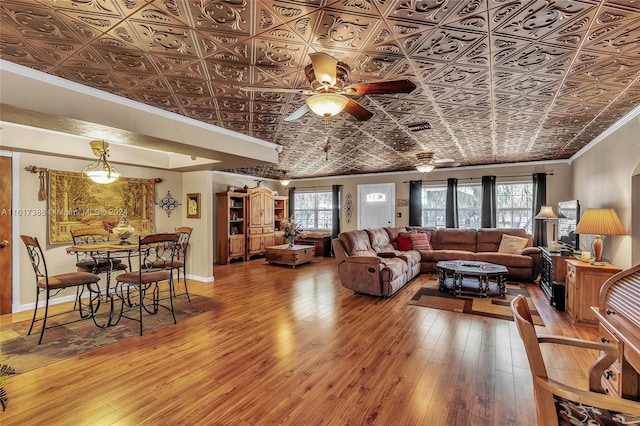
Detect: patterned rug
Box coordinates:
(408, 280, 545, 326)
(0, 293, 222, 374)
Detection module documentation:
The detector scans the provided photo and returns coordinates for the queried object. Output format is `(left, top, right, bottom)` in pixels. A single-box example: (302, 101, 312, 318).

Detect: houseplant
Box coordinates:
(281, 218, 302, 247)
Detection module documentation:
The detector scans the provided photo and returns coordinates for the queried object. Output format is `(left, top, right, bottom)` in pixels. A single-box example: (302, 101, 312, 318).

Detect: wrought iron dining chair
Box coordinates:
(510, 295, 640, 424)
(115, 233, 179, 335)
(21, 235, 101, 344)
(148, 227, 192, 301)
(70, 228, 129, 273)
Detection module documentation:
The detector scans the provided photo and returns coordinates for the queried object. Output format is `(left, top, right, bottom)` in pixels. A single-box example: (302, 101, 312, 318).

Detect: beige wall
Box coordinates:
(12, 151, 182, 309)
(571, 113, 640, 269)
(291, 162, 572, 241)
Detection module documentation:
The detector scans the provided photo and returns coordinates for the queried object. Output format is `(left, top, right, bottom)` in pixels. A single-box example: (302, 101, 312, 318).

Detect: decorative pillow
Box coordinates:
(396, 235, 413, 251)
(409, 232, 432, 250)
(497, 234, 529, 254)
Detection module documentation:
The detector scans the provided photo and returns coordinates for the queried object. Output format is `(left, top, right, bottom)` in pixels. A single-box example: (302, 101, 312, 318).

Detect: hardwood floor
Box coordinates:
(1, 257, 600, 425)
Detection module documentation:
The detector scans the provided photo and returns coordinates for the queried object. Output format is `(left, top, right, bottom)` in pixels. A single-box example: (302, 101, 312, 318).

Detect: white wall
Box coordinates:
(571, 111, 640, 269)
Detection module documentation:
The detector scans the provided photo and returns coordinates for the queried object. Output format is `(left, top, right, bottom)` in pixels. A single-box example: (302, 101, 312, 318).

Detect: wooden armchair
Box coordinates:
(510, 295, 640, 424)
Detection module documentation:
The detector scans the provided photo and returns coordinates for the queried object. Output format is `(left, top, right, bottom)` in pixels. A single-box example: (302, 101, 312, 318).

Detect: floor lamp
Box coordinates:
(534, 206, 558, 250)
(575, 208, 626, 265)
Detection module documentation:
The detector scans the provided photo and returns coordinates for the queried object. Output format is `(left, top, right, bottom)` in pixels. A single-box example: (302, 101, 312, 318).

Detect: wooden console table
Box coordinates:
(294, 236, 332, 257)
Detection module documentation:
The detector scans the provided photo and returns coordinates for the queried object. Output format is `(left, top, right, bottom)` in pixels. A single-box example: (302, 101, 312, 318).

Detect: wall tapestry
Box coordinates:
(48, 170, 156, 244)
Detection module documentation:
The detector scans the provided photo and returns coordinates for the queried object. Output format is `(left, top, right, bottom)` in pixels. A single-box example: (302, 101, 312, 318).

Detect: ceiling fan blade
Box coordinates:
(344, 99, 373, 121)
(284, 104, 310, 122)
(240, 87, 312, 95)
(343, 80, 416, 96)
(309, 52, 337, 86)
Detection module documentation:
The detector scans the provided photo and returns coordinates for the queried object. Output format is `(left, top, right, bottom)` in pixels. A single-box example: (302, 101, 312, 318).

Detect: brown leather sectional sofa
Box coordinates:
(332, 227, 541, 297)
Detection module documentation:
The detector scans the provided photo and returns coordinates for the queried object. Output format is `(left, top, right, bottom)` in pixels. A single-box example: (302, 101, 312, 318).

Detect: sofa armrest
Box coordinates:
(377, 251, 399, 258)
(521, 247, 540, 255)
(345, 256, 385, 266)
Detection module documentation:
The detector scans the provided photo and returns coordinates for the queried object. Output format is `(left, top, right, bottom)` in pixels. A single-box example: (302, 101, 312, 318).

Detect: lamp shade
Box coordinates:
(305, 93, 349, 117)
(575, 208, 626, 236)
(534, 205, 557, 220)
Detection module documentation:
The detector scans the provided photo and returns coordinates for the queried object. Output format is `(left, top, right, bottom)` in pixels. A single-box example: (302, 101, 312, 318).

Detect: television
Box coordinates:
(557, 200, 580, 252)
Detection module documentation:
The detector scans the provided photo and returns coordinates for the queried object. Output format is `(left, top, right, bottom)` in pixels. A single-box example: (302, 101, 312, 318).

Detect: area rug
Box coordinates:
(0, 294, 221, 374)
(408, 280, 545, 326)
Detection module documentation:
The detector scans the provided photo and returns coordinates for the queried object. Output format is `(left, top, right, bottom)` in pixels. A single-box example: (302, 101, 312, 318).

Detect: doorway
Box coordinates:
(357, 183, 395, 230)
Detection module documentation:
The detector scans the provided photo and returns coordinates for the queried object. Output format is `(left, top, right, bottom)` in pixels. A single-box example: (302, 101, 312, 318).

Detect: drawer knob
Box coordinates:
(606, 309, 615, 315)
(604, 370, 613, 379)
(600, 337, 610, 343)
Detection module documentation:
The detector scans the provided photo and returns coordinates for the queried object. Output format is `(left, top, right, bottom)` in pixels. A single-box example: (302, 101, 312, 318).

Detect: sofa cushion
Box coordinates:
(431, 229, 477, 251)
(475, 252, 532, 268)
(409, 232, 432, 250)
(477, 228, 532, 252)
(423, 249, 476, 262)
(366, 228, 397, 253)
(396, 235, 412, 250)
(498, 234, 529, 254)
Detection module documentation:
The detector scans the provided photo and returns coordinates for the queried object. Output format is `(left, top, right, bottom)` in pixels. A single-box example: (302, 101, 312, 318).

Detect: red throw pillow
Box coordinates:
(396, 235, 413, 251)
(409, 232, 432, 250)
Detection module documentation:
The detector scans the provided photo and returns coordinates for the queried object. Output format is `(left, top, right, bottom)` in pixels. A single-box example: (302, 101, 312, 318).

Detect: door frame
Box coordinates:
(0, 151, 18, 313)
(357, 183, 395, 230)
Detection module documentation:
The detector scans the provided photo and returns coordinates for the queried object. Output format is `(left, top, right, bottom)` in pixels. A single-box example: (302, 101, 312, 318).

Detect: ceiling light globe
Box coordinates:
(280, 179, 291, 187)
(416, 163, 434, 173)
(305, 93, 349, 117)
(85, 170, 121, 184)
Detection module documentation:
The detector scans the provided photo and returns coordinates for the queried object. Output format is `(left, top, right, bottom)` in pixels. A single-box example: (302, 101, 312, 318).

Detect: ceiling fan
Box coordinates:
(416, 152, 460, 173)
(241, 52, 416, 122)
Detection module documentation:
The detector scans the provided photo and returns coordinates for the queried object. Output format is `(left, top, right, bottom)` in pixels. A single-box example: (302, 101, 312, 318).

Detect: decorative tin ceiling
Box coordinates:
(1, 0, 639, 179)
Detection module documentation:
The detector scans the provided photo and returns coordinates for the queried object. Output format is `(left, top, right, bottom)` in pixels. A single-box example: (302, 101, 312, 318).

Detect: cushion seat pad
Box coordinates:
(475, 252, 532, 268)
(38, 272, 100, 289)
(116, 270, 171, 284)
(419, 249, 476, 263)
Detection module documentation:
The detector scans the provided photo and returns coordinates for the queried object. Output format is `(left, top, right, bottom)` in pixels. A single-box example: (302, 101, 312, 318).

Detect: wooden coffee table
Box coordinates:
(437, 260, 508, 297)
(265, 244, 315, 267)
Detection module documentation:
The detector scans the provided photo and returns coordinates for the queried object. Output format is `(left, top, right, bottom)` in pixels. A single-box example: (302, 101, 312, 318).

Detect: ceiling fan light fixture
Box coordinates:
(306, 93, 349, 118)
(82, 140, 120, 184)
(416, 163, 435, 173)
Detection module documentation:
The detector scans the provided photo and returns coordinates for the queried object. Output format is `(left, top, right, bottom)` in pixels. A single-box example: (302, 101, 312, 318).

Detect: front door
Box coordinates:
(357, 183, 395, 230)
(0, 156, 12, 313)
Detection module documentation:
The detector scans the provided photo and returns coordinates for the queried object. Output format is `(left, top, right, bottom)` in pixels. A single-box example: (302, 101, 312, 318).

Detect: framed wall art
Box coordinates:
(187, 193, 201, 219)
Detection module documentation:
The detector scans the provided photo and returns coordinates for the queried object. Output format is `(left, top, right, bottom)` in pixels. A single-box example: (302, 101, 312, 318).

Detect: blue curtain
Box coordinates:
(446, 178, 458, 228)
(409, 180, 422, 226)
(532, 173, 547, 246)
(481, 175, 496, 228)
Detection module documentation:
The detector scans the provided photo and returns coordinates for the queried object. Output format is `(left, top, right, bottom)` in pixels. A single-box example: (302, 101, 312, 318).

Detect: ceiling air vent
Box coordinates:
(407, 122, 431, 132)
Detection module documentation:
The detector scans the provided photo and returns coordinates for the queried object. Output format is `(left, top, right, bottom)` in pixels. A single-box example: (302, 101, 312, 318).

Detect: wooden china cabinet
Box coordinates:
(247, 187, 275, 257)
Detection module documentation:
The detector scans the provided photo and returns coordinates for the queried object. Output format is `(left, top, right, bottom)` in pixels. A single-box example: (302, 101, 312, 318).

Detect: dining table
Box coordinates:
(66, 241, 140, 328)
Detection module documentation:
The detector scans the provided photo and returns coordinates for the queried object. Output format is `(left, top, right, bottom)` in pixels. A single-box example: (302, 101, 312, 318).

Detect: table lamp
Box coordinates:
(575, 208, 626, 265)
(534, 205, 558, 249)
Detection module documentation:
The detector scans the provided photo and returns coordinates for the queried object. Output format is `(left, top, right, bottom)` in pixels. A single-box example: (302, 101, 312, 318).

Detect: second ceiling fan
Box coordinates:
(242, 52, 416, 122)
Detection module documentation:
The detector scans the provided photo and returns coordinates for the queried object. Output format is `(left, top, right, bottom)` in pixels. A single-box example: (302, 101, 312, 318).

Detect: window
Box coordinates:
(497, 182, 533, 233)
(293, 190, 333, 230)
(422, 186, 446, 227)
(420, 181, 533, 232)
(457, 184, 481, 229)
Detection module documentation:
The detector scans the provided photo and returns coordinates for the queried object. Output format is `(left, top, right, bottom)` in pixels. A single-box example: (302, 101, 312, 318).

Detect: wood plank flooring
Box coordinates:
(0, 257, 600, 425)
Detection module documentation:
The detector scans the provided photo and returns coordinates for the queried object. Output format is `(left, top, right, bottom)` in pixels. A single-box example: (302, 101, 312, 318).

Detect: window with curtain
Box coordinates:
(421, 181, 533, 231)
(422, 186, 446, 227)
(497, 182, 533, 233)
(293, 190, 333, 230)
(457, 184, 482, 229)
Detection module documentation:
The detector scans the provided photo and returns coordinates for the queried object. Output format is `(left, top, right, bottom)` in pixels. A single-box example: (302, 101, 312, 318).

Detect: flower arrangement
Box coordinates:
(281, 218, 303, 239)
